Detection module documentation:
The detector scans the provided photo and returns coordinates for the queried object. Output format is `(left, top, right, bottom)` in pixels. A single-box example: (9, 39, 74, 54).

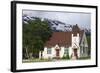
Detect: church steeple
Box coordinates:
(72, 24, 80, 36)
(72, 24, 80, 32)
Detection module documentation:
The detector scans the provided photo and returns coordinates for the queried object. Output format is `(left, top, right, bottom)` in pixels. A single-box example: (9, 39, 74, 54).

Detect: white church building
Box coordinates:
(39, 24, 89, 59)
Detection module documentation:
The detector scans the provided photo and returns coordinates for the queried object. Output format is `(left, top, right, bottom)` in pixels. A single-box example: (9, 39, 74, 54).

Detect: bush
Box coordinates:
(62, 54, 70, 60)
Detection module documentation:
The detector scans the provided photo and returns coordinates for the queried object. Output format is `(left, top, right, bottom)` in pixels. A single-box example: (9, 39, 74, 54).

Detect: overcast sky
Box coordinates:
(23, 10, 91, 29)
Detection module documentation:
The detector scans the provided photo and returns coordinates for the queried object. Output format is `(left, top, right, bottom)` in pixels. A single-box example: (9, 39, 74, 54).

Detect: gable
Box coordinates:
(80, 31, 88, 47)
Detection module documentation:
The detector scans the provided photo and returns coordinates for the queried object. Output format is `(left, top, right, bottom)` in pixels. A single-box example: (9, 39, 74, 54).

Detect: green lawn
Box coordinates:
(22, 58, 70, 63)
(78, 57, 91, 60)
(22, 56, 91, 63)
(22, 58, 52, 63)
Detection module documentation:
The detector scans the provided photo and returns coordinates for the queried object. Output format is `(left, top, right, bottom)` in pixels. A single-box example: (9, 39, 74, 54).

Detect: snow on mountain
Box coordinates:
(22, 15, 90, 33)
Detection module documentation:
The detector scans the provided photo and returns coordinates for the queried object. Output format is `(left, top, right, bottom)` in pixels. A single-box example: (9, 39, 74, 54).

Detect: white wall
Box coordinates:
(42, 47, 54, 59)
(42, 45, 65, 59)
(72, 33, 79, 48)
(72, 33, 80, 57)
(0, 0, 100, 73)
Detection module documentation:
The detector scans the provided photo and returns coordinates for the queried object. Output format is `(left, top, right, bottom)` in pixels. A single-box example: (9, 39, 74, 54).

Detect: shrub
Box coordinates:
(62, 54, 70, 60)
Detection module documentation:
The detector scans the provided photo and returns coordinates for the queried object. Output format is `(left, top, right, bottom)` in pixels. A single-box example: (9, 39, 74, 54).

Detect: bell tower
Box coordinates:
(71, 24, 80, 59)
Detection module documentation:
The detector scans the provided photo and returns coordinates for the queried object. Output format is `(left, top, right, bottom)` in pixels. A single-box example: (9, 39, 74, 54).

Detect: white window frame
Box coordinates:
(47, 48, 51, 54)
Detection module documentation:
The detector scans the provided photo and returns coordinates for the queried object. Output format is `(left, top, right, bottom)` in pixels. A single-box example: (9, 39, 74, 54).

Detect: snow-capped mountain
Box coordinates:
(22, 15, 91, 34)
(44, 18, 72, 32)
(22, 15, 73, 32)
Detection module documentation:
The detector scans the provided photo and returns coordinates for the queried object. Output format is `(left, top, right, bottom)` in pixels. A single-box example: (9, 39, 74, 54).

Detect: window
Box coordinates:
(80, 46, 83, 54)
(83, 46, 85, 54)
(64, 48, 69, 55)
(47, 48, 51, 54)
(80, 46, 85, 54)
(83, 41, 85, 54)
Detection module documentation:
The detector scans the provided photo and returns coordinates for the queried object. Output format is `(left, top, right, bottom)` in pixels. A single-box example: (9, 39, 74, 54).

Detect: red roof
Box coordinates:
(45, 32, 72, 47)
(44, 24, 84, 48)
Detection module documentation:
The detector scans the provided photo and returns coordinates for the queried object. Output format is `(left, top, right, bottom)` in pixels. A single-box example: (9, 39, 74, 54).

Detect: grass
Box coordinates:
(22, 58, 71, 63)
(78, 56, 91, 60)
(22, 58, 52, 63)
(22, 56, 91, 63)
